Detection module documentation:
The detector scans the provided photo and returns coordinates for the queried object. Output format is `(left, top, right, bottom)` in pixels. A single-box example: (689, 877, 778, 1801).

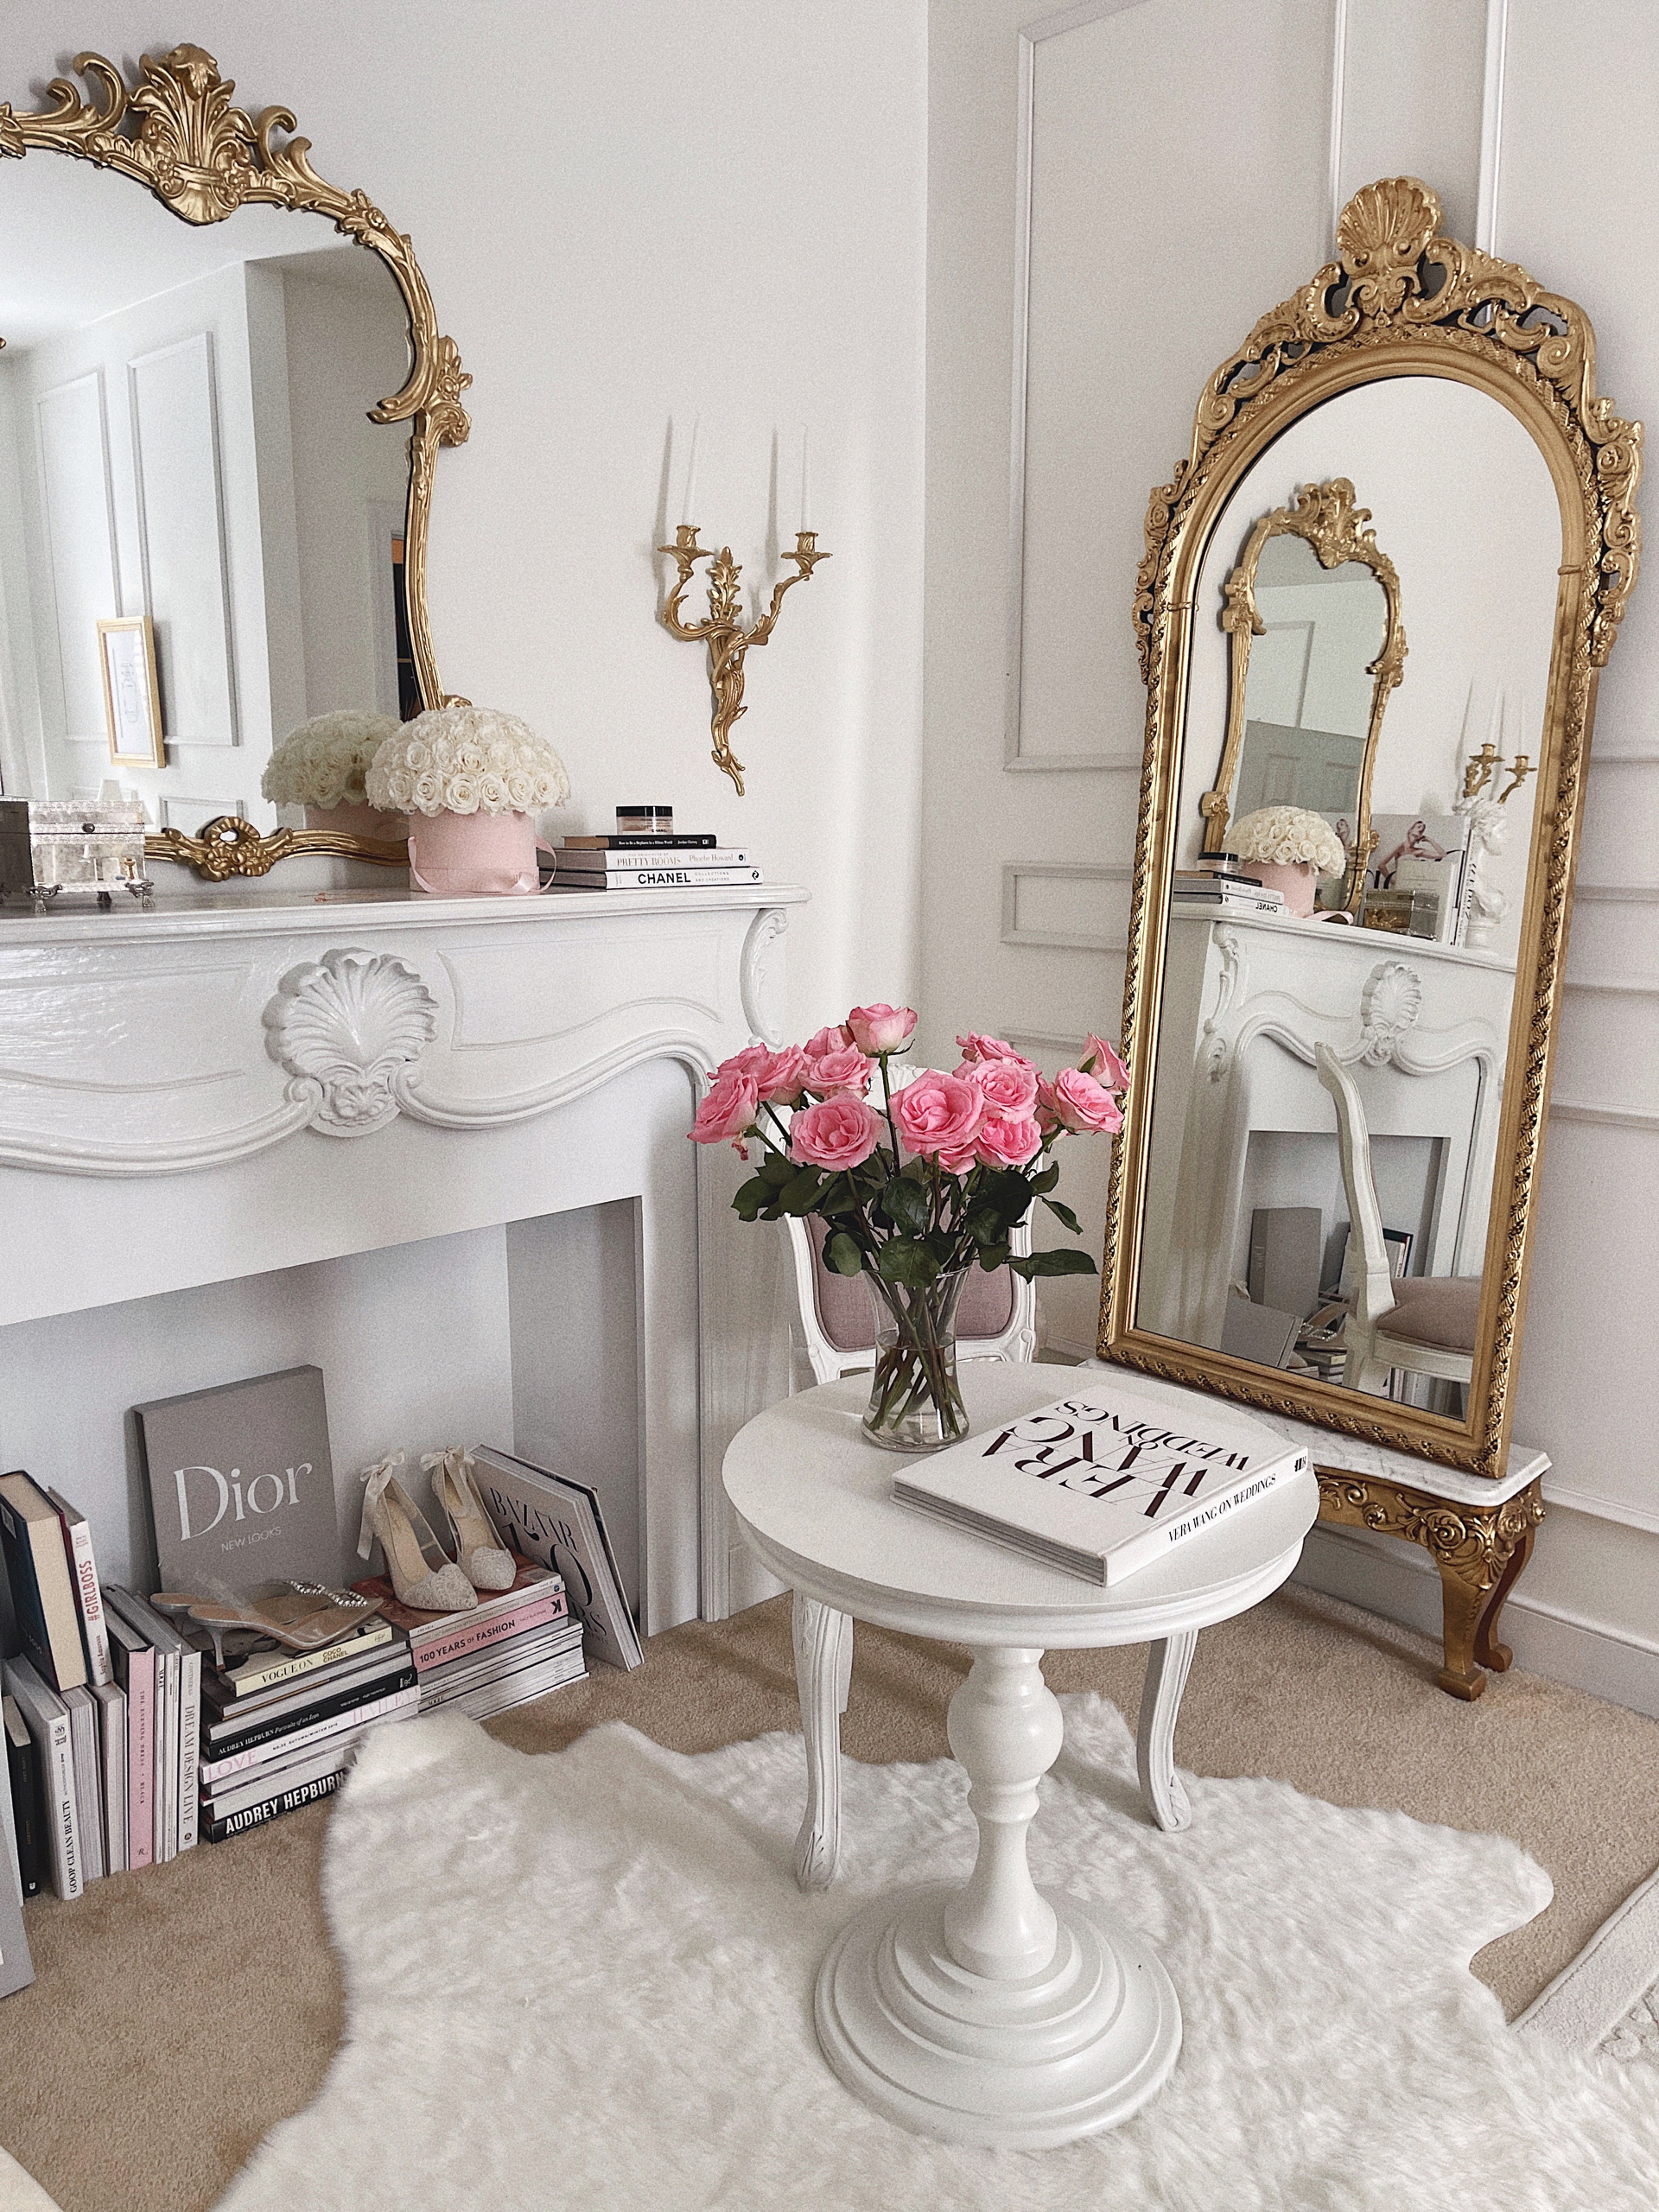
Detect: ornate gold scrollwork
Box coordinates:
(143, 816, 405, 881)
(0, 44, 472, 874)
(1101, 175, 1643, 1480)
(1203, 477, 1407, 906)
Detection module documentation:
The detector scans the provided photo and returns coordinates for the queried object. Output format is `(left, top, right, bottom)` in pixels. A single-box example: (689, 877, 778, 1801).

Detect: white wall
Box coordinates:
(923, 0, 1659, 1712)
(8, 3, 928, 1033)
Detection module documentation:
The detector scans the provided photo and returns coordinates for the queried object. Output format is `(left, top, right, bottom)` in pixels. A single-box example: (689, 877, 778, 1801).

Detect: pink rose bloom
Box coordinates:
(689, 1070, 760, 1145)
(790, 1095, 884, 1171)
(805, 1045, 874, 1097)
(976, 1114, 1044, 1169)
(935, 1139, 982, 1176)
(804, 1022, 853, 1058)
(893, 1070, 984, 1159)
(753, 1045, 811, 1104)
(846, 1002, 917, 1054)
(959, 1057, 1039, 1118)
(1082, 1033, 1130, 1091)
(1043, 1068, 1123, 1134)
(956, 1031, 1033, 1067)
(716, 1042, 773, 1083)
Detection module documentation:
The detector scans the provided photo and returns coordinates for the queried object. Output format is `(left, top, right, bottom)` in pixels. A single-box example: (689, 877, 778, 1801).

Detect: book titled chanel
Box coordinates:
(892, 1386, 1307, 1586)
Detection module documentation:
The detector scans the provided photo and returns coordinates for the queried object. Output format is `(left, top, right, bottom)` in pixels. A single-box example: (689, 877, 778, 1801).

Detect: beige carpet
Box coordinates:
(3, 1585, 1656, 2212)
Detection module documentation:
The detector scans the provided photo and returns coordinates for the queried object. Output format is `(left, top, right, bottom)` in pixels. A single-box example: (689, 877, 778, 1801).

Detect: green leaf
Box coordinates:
(779, 1166, 825, 1216)
(732, 1177, 773, 1223)
(1009, 1248, 1098, 1280)
(878, 1178, 930, 1234)
(758, 1151, 796, 1188)
(1040, 1196, 1084, 1236)
(976, 1240, 1011, 1271)
(824, 1230, 865, 1276)
(817, 1173, 858, 1217)
(877, 1237, 941, 1287)
(1027, 1161, 1061, 1195)
(965, 1207, 1007, 1249)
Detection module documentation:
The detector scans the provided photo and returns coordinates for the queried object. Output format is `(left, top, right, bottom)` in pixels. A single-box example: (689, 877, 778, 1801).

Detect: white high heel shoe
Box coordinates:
(423, 1447, 517, 1592)
(358, 1452, 478, 1613)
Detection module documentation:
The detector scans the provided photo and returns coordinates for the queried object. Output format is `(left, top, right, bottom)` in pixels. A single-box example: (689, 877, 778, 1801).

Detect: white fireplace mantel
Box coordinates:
(0, 880, 805, 1632)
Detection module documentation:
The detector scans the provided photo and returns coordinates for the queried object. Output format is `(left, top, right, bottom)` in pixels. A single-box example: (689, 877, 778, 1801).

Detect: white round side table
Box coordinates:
(722, 1361, 1318, 2150)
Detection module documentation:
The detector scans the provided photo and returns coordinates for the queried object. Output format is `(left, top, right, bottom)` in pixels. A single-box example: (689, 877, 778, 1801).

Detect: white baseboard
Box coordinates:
(1295, 1522, 1659, 1719)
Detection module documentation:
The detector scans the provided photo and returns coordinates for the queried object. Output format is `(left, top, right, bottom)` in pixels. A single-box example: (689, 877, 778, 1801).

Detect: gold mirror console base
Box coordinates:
(145, 818, 405, 880)
(1317, 1472, 1546, 1701)
(1102, 175, 1642, 1481)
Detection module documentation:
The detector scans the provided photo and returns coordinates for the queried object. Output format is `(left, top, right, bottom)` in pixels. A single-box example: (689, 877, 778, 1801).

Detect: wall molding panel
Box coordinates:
(1001, 861, 1128, 951)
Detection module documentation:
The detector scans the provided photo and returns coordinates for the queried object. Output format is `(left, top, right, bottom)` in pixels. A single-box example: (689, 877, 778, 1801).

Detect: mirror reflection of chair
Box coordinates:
(781, 1065, 1038, 1384)
(1314, 1042, 1479, 1402)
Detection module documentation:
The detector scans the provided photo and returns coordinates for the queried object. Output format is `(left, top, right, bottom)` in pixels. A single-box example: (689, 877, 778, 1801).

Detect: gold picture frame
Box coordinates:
(1202, 477, 1407, 912)
(1099, 176, 1642, 1480)
(0, 42, 470, 877)
(96, 615, 166, 769)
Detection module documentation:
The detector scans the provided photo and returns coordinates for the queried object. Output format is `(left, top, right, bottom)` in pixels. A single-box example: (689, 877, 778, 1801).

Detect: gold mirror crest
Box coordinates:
(0, 45, 472, 876)
(1103, 177, 1643, 1478)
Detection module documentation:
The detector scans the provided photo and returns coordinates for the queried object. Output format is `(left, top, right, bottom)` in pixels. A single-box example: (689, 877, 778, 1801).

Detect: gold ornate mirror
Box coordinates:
(0, 44, 470, 874)
(1101, 177, 1640, 1480)
(1204, 478, 1406, 912)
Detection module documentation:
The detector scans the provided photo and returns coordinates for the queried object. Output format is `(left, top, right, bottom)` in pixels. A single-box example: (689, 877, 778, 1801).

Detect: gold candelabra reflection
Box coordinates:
(1461, 741, 1534, 804)
(657, 525, 830, 795)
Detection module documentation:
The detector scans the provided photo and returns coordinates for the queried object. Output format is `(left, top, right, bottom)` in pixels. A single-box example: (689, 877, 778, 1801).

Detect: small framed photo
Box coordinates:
(97, 615, 165, 769)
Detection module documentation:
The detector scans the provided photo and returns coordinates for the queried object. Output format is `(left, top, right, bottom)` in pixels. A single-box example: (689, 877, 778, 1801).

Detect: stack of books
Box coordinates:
(1170, 868, 1287, 917)
(543, 832, 762, 893)
(349, 1558, 584, 1720)
(193, 1614, 418, 1843)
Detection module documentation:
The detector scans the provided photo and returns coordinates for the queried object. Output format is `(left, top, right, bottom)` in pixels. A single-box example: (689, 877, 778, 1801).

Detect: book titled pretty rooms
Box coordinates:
(893, 1384, 1307, 1585)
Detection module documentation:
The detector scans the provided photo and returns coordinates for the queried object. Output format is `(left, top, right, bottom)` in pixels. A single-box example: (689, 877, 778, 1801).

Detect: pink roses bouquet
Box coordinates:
(689, 1003, 1128, 1447)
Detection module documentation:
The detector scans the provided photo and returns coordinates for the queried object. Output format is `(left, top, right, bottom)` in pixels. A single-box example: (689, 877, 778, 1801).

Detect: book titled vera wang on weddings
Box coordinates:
(892, 1385, 1308, 1586)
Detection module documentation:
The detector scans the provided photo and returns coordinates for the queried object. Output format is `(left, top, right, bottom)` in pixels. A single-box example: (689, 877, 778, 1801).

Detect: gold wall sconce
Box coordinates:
(657, 525, 830, 795)
(1461, 741, 1535, 804)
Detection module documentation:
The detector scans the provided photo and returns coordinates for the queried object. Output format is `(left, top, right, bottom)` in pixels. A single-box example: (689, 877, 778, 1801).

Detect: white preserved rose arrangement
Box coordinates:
(260, 712, 403, 811)
(1229, 804, 1346, 877)
(365, 706, 572, 818)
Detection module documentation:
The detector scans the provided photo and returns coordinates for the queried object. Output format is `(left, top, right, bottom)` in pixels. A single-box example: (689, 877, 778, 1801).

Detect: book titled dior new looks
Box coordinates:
(134, 1366, 339, 1595)
(892, 1384, 1308, 1586)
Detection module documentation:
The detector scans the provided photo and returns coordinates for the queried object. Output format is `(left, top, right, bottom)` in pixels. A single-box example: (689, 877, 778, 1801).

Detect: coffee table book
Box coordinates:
(892, 1381, 1308, 1586)
(133, 1365, 339, 1595)
(0, 1471, 88, 1692)
(3, 1657, 82, 1900)
(469, 1449, 642, 1670)
(4, 1696, 43, 1898)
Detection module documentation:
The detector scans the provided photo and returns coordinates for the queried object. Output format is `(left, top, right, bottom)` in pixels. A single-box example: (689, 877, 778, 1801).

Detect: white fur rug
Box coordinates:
(219, 1696, 1659, 2211)
(1520, 1862, 1659, 2075)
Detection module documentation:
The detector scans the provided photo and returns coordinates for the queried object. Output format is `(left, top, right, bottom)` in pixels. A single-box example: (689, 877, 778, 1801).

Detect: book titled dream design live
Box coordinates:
(893, 1386, 1308, 1586)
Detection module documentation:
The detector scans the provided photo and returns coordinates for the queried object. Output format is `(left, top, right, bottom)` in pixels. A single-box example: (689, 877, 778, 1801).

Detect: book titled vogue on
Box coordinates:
(892, 1385, 1308, 1586)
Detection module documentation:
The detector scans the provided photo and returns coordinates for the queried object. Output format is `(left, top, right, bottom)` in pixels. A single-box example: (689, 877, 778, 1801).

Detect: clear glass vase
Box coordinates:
(861, 1265, 971, 1452)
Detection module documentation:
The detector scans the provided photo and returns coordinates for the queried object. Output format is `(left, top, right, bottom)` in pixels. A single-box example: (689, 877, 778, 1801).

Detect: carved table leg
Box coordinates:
(791, 1592, 853, 1891)
(1136, 1631, 1197, 1832)
(813, 1645, 1181, 2145)
(1475, 1517, 1537, 1675)
(1434, 1554, 1491, 1700)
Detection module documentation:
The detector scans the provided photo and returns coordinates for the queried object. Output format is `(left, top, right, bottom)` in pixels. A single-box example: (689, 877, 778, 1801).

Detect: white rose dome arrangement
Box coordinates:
(1229, 804, 1347, 918)
(365, 706, 572, 897)
(260, 711, 404, 840)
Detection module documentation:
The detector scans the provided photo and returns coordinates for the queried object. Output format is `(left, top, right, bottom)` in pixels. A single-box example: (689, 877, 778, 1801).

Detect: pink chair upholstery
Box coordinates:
(807, 1217, 1017, 1353)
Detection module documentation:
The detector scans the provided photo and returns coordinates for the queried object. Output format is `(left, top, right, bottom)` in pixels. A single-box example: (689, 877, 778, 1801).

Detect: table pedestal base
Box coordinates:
(815, 1881, 1180, 2148)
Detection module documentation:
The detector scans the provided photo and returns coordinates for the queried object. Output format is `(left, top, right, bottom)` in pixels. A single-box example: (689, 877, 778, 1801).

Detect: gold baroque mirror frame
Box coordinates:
(1205, 476, 1407, 912)
(0, 43, 471, 876)
(1100, 176, 1641, 1479)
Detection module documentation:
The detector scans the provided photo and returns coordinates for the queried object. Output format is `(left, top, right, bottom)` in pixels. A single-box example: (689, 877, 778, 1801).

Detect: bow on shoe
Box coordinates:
(420, 1446, 473, 1487)
(358, 1450, 407, 1563)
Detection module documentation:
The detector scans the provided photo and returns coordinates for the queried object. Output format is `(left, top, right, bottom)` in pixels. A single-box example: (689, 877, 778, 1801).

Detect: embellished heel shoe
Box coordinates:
(424, 1446, 516, 1592)
(358, 1452, 477, 1613)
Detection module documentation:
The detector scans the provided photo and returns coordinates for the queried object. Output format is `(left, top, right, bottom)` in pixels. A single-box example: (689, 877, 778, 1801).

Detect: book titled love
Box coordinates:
(892, 1384, 1308, 1586)
(134, 1366, 340, 1596)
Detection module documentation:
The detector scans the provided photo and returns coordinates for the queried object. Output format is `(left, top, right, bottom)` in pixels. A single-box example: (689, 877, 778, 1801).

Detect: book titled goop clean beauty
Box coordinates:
(892, 1384, 1308, 1586)
(134, 1366, 339, 1594)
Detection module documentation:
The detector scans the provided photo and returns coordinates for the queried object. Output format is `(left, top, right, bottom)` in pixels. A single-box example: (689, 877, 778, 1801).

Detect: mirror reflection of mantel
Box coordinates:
(1101, 175, 1642, 1484)
(0, 44, 470, 876)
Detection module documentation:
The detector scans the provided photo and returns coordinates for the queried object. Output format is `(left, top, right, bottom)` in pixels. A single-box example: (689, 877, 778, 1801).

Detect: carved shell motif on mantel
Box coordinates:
(264, 948, 439, 1136)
